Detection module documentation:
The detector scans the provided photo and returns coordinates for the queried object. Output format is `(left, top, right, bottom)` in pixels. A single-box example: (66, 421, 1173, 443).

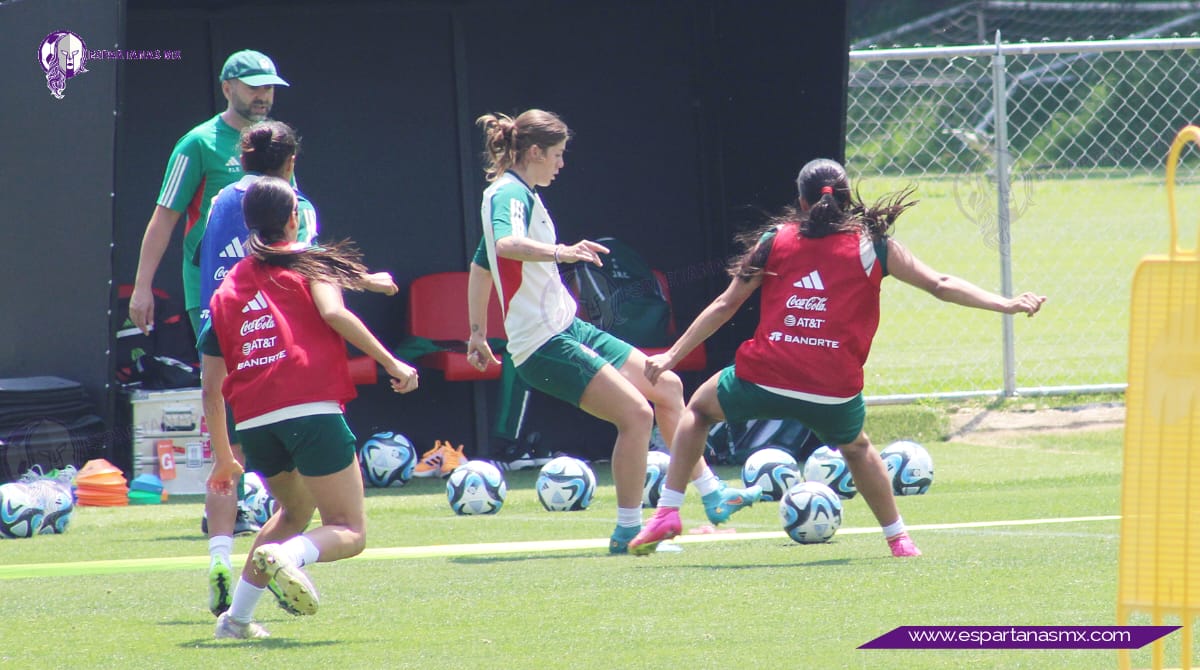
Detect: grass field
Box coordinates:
(858, 172, 1200, 397)
(1, 418, 1175, 670)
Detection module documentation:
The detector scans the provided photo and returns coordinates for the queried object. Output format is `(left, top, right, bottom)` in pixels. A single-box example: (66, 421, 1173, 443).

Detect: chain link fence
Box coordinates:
(847, 37, 1200, 401)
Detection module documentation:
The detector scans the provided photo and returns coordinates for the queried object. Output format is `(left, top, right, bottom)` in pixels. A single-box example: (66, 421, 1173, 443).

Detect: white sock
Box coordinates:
(228, 578, 266, 623)
(209, 535, 233, 564)
(280, 534, 321, 567)
(658, 488, 686, 508)
(882, 518, 906, 539)
(691, 467, 722, 497)
(616, 507, 642, 528)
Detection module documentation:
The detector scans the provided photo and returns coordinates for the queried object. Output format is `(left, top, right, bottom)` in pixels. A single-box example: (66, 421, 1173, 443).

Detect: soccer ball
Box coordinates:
(446, 461, 507, 515)
(0, 482, 44, 539)
(536, 456, 596, 511)
(779, 481, 843, 544)
(880, 440, 934, 495)
(27, 479, 74, 534)
(643, 450, 671, 508)
(242, 472, 276, 526)
(245, 489, 277, 526)
(741, 447, 800, 502)
(243, 471, 265, 498)
(359, 432, 417, 488)
(802, 445, 857, 500)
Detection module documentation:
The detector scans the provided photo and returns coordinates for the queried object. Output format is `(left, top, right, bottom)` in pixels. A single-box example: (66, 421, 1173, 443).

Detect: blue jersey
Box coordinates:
(198, 173, 318, 322)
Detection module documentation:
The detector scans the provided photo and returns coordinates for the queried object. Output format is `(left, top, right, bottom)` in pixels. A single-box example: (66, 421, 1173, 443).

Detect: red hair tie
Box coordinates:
(820, 186, 834, 195)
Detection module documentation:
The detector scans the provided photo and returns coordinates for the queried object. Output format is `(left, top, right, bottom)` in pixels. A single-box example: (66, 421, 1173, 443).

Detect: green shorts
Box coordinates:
(238, 413, 357, 478)
(716, 366, 865, 446)
(192, 307, 240, 442)
(516, 318, 634, 406)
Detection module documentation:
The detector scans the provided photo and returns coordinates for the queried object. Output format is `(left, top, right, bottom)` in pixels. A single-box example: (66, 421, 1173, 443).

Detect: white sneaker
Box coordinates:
(214, 612, 270, 639)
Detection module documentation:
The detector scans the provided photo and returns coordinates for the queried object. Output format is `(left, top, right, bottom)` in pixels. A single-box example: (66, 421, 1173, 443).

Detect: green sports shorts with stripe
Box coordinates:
(515, 318, 634, 406)
(716, 366, 865, 446)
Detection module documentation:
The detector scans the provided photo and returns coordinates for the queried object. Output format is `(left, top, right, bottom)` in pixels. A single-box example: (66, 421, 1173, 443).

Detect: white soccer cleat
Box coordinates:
(253, 543, 319, 615)
(214, 612, 270, 639)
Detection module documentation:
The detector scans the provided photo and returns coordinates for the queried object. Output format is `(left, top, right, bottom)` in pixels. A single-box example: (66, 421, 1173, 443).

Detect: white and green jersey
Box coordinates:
(479, 171, 575, 365)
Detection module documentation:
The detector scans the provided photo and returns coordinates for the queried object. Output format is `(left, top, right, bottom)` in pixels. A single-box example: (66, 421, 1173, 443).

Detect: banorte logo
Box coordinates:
(38, 31, 89, 99)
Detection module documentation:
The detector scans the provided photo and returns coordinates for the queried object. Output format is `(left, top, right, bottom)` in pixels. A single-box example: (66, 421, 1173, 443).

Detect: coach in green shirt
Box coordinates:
(129, 49, 290, 335)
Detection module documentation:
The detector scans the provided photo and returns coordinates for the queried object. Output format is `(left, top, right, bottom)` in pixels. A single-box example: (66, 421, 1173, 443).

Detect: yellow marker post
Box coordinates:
(1117, 125, 1200, 670)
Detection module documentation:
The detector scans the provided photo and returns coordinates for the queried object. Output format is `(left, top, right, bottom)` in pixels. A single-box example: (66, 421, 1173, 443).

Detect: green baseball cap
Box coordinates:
(220, 49, 289, 87)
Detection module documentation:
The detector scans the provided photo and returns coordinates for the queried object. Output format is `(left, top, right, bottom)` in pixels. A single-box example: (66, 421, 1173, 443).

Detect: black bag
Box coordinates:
(563, 237, 672, 347)
(114, 284, 198, 385)
(708, 419, 823, 466)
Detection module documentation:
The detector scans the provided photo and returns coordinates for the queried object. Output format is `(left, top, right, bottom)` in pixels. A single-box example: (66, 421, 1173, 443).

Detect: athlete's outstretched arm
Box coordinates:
(310, 280, 420, 393)
(886, 238, 1046, 315)
(495, 236, 608, 266)
(645, 273, 762, 384)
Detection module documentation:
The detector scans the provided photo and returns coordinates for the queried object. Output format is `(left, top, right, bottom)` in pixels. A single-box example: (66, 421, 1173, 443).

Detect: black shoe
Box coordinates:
(234, 507, 261, 536)
(201, 507, 262, 537)
(497, 432, 552, 471)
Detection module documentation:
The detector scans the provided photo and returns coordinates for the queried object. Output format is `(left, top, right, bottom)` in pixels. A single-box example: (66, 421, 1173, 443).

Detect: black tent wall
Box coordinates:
(3, 0, 847, 465)
(0, 0, 121, 454)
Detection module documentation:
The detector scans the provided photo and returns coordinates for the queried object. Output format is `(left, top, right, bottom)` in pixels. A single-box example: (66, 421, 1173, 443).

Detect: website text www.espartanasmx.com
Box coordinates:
(860, 625, 1177, 650)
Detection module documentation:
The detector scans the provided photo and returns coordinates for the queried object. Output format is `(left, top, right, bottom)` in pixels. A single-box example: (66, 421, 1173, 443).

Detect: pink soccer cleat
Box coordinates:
(887, 532, 922, 558)
(628, 507, 682, 556)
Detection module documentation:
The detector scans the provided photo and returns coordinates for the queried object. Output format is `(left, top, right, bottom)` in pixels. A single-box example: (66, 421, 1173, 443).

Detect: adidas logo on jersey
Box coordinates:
(219, 238, 246, 259)
(792, 270, 825, 290)
(225, 156, 241, 168)
(241, 291, 268, 313)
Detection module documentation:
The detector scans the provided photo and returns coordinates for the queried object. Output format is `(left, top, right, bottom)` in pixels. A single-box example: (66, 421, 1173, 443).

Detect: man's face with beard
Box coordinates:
(225, 79, 275, 123)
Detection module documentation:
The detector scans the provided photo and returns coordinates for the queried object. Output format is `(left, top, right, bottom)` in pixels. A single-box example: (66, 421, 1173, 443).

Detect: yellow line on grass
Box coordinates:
(0, 514, 1119, 580)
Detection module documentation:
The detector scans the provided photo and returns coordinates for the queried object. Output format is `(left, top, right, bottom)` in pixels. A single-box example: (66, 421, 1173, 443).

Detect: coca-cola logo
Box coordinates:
(213, 266, 228, 281)
(239, 314, 276, 336)
(786, 295, 828, 312)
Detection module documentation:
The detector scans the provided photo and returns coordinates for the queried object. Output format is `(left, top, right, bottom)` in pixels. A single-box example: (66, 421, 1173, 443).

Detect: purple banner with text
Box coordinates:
(860, 626, 1178, 650)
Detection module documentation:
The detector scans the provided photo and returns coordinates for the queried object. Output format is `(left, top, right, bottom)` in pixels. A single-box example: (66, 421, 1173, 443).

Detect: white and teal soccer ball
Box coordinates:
(536, 456, 596, 511)
(779, 480, 843, 544)
(803, 445, 857, 500)
(242, 472, 276, 526)
(643, 450, 671, 508)
(741, 447, 800, 502)
(0, 482, 44, 539)
(446, 461, 507, 515)
(358, 432, 417, 488)
(245, 488, 277, 526)
(880, 440, 934, 496)
(27, 480, 74, 534)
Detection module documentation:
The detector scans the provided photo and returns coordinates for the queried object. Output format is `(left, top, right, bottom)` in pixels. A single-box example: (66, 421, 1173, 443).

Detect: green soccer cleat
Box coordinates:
(208, 556, 232, 617)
